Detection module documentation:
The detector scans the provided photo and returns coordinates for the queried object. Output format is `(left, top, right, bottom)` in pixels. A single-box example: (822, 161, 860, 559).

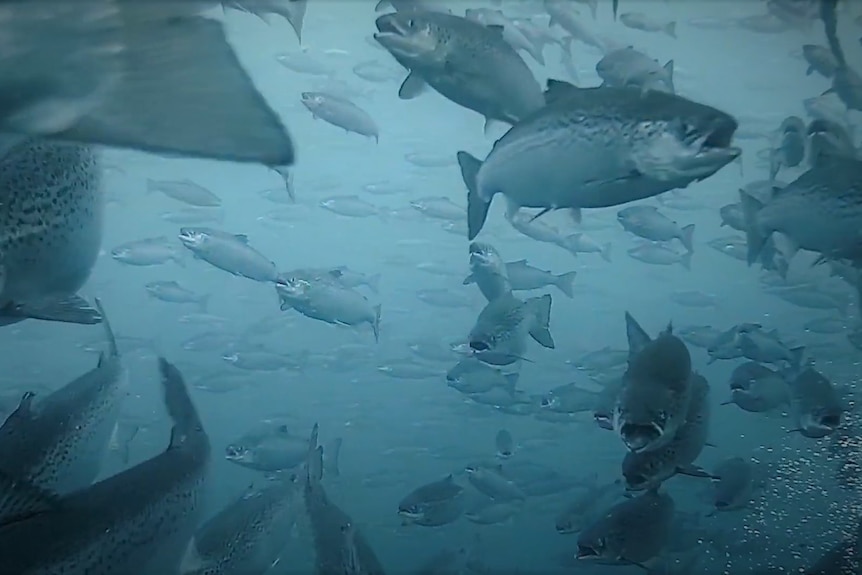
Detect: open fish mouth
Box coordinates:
(619, 422, 664, 452)
(576, 545, 602, 560)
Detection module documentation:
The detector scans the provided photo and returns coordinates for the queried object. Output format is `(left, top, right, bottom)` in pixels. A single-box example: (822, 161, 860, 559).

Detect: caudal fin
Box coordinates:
(554, 271, 578, 299)
(738, 190, 768, 266)
(58, 16, 294, 166)
(665, 21, 677, 39)
(324, 437, 343, 478)
(457, 151, 489, 241)
(527, 294, 555, 349)
(600, 242, 613, 263)
(680, 224, 695, 253)
(366, 273, 382, 294)
(158, 358, 208, 453)
(371, 304, 382, 343)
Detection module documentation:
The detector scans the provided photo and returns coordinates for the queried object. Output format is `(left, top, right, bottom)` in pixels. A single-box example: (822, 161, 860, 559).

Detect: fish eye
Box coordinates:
(407, 18, 415, 27)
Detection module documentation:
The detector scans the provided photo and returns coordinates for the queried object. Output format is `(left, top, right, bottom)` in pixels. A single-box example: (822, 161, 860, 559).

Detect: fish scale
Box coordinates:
(0, 140, 102, 307)
(0, 301, 124, 498)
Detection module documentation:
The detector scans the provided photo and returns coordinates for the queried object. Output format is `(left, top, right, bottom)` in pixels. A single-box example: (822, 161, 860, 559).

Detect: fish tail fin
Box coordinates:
(94, 298, 118, 359)
(372, 304, 382, 343)
(198, 293, 211, 313)
(305, 423, 323, 487)
(738, 190, 767, 266)
(789, 346, 806, 371)
(664, 59, 675, 93)
(367, 273, 382, 294)
(527, 294, 555, 349)
(502, 371, 520, 393)
(680, 224, 695, 253)
(158, 358, 207, 451)
(680, 250, 693, 271)
(324, 437, 343, 478)
(527, 42, 546, 65)
(666, 21, 677, 38)
(64, 13, 294, 165)
(457, 151, 489, 241)
(554, 271, 578, 299)
(600, 242, 613, 263)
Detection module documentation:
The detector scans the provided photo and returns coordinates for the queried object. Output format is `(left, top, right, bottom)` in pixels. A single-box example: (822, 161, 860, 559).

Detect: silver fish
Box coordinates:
(464, 242, 512, 302)
(374, 10, 544, 134)
(458, 81, 739, 239)
(179, 227, 278, 282)
(467, 293, 555, 366)
(276, 275, 382, 342)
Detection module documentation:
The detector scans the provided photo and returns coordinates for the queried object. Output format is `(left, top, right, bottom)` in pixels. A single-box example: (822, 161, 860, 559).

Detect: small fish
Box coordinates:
(145, 281, 209, 311)
(619, 12, 677, 38)
(468, 293, 555, 366)
(465, 464, 526, 502)
(146, 178, 222, 207)
(276, 275, 382, 342)
(301, 92, 379, 142)
(179, 227, 278, 282)
(111, 236, 185, 267)
(495, 429, 514, 459)
(627, 243, 692, 270)
(464, 242, 512, 302)
(617, 206, 695, 252)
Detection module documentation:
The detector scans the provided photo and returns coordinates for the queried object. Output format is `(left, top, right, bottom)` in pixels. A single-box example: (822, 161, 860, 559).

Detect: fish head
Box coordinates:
(110, 247, 131, 261)
(797, 408, 843, 438)
(631, 98, 741, 184)
(614, 388, 674, 453)
(468, 241, 503, 272)
(621, 455, 659, 492)
(300, 91, 325, 112)
(178, 227, 209, 250)
(373, 13, 445, 66)
(224, 442, 256, 465)
(275, 276, 312, 299)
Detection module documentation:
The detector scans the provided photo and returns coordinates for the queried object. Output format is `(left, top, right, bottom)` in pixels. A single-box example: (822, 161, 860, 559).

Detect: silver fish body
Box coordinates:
(458, 82, 739, 239)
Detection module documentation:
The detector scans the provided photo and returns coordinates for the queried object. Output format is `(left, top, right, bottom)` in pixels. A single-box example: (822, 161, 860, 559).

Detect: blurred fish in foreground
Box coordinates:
(0, 1, 295, 165)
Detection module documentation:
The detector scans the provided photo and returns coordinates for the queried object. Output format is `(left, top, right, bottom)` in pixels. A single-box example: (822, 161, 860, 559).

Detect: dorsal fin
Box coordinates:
(624, 312, 652, 358)
(94, 298, 118, 359)
(544, 79, 580, 105)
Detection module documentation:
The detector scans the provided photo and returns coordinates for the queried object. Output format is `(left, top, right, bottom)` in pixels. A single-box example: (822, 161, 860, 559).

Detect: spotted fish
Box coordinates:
(303, 424, 386, 575)
(0, 139, 103, 326)
(0, 358, 211, 575)
(179, 478, 300, 575)
(0, 298, 125, 514)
